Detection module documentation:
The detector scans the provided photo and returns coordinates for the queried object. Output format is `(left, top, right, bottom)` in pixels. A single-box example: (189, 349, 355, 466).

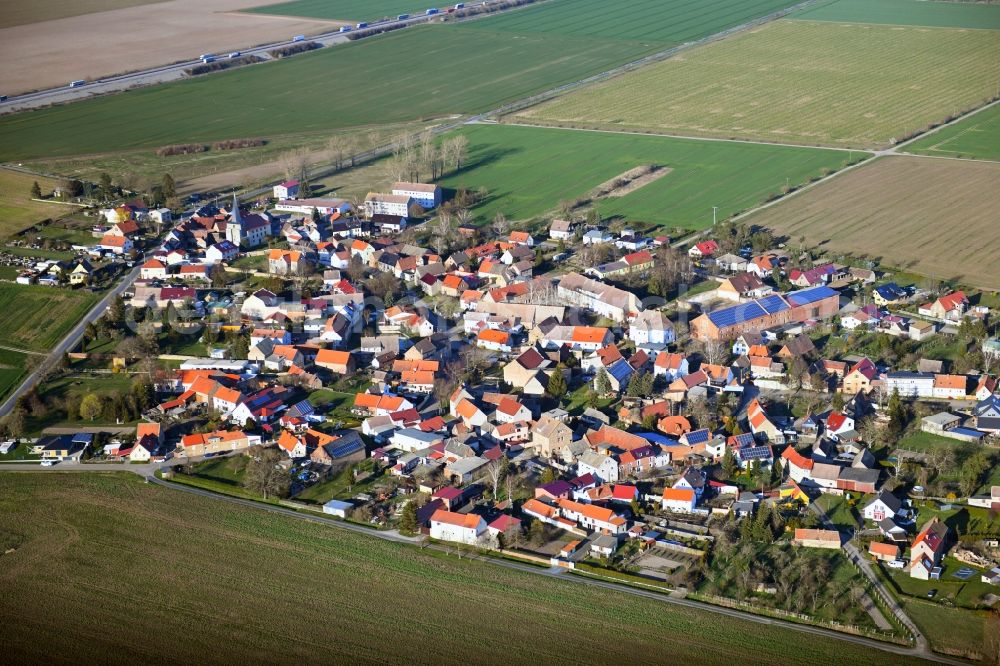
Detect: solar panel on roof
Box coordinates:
(708, 302, 766, 327)
(757, 295, 789, 314)
(787, 286, 837, 306)
(738, 445, 771, 460)
(686, 429, 709, 444)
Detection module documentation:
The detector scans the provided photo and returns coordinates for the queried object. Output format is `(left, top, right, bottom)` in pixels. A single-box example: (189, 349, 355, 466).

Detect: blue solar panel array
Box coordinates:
(732, 433, 755, 447)
(757, 294, 789, 314)
(787, 285, 837, 306)
(685, 428, 710, 445)
(608, 359, 633, 384)
(738, 445, 772, 461)
(707, 301, 765, 327)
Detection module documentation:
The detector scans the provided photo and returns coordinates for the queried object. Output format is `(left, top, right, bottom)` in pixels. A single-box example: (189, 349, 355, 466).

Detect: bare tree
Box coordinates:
(455, 208, 472, 229)
(491, 211, 509, 238)
(431, 211, 454, 255)
(485, 456, 506, 499)
(701, 339, 728, 365)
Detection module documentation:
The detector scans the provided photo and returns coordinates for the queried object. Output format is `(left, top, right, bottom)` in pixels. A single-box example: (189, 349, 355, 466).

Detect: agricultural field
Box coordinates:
(0, 348, 30, 403)
(904, 103, 1000, 162)
(0, 0, 806, 163)
(0, 0, 167, 28)
(0, 27, 656, 162)
(792, 0, 1000, 29)
(0, 283, 98, 353)
(746, 156, 1000, 290)
(0, 474, 932, 665)
(0, 169, 68, 238)
(457, 0, 799, 43)
(245, 0, 432, 22)
(434, 124, 850, 228)
(519, 20, 1000, 149)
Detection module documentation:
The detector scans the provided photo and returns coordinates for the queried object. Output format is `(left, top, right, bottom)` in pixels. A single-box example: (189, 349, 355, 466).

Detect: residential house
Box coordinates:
(975, 395, 1000, 432)
(717, 273, 773, 302)
(661, 487, 697, 513)
(919, 291, 968, 321)
(910, 518, 949, 580)
(863, 491, 903, 523)
(549, 219, 575, 240)
(688, 240, 718, 259)
(430, 509, 487, 545)
(793, 529, 840, 549)
(315, 349, 355, 375)
(628, 309, 675, 346)
(869, 541, 902, 563)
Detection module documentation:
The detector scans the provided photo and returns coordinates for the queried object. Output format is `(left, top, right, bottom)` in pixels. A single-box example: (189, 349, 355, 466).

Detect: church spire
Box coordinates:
(231, 193, 243, 226)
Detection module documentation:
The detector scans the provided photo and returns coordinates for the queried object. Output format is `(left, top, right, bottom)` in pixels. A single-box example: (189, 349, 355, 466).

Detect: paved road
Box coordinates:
(0, 263, 141, 418)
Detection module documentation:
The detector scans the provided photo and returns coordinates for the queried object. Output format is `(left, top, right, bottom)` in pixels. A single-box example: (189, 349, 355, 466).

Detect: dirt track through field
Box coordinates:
(0, 0, 340, 95)
(750, 155, 1000, 289)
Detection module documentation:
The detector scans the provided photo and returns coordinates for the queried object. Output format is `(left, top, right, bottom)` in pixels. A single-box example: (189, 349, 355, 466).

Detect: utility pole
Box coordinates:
(712, 206, 717, 226)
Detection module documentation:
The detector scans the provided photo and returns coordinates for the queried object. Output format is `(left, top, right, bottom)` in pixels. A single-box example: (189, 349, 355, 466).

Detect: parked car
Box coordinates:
(40, 460, 55, 467)
(926, 589, 938, 599)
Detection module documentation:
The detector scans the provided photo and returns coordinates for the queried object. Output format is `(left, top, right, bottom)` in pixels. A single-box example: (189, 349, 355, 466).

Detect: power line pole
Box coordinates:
(712, 206, 717, 227)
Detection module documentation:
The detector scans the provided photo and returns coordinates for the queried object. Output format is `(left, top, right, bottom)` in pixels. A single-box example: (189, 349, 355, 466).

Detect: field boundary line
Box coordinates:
(495, 120, 862, 153)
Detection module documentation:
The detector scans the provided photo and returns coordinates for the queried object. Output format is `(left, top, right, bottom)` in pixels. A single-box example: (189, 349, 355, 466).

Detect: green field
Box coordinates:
(457, 0, 798, 42)
(246, 0, 428, 22)
(0, 348, 30, 403)
(435, 124, 849, 228)
(0, 283, 97, 353)
(0, 474, 932, 665)
(792, 0, 1000, 29)
(0, 0, 806, 163)
(0, 27, 654, 162)
(520, 20, 1000, 149)
(904, 103, 1000, 162)
(0, 168, 68, 238)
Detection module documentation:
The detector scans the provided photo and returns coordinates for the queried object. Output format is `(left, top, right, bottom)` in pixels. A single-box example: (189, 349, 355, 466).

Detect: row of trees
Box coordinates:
(384, 131, 469, 185)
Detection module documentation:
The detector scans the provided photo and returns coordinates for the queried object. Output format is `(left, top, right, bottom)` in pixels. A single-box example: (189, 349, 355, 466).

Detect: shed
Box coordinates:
(322, 499, 353, 518)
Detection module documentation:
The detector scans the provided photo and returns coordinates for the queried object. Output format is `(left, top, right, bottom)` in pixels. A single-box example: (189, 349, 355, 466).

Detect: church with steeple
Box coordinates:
(225, 194, 270, 248)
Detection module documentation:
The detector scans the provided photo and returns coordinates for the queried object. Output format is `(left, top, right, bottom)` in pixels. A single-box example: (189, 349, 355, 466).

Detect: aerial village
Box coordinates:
(12, 176, 1000, 635)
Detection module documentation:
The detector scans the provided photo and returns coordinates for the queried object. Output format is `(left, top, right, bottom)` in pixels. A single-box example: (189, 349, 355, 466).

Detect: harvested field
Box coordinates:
(0, 0, 167, 29)
(749, 156, 1000, 289)
(792, 0, 1000, 29)
(904, 103, 1000, 162)
(0, 473, 931, 665)
(0, 0, 338, 95)
(519, 20, 1000, 149)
